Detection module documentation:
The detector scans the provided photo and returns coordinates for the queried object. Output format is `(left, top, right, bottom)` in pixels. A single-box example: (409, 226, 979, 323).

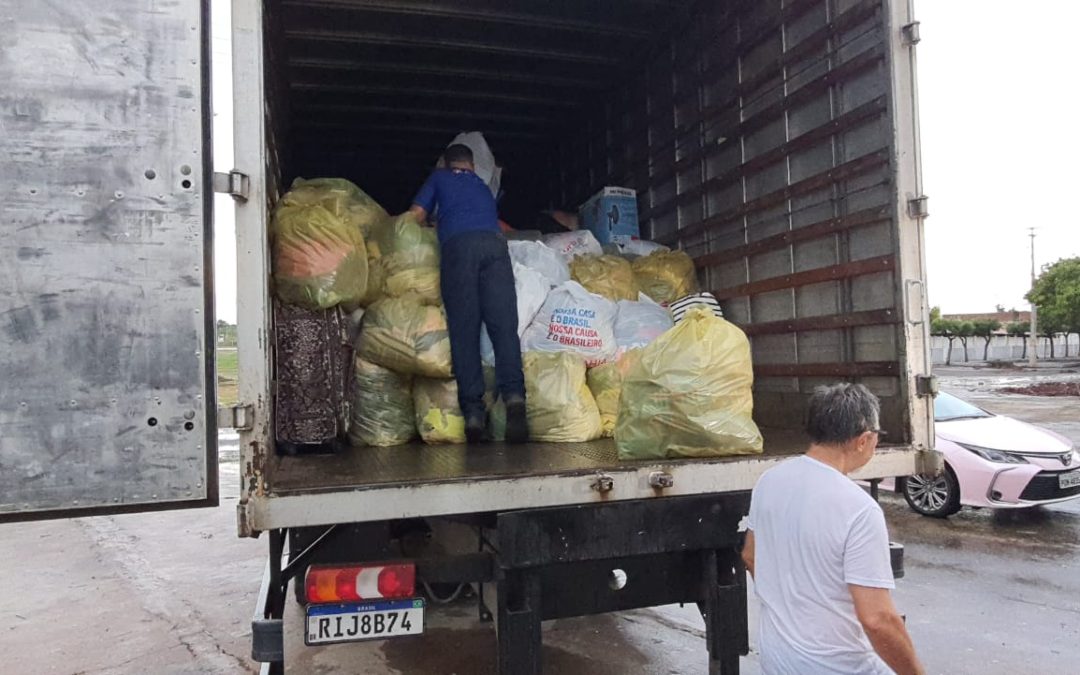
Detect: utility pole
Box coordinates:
(1029, 228, 1038, 367)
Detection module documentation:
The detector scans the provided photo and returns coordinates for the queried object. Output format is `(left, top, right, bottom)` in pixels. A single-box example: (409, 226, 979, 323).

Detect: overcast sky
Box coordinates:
(211, 0, 1079, 323)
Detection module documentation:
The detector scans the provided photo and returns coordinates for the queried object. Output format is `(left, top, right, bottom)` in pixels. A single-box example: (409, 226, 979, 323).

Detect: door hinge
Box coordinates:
(915, 375, 938, 397)
(901, 21, 921, 46)
(907, 195, 929, 219)
(219, 403, 255, 431)
(213, 170, 250, 202)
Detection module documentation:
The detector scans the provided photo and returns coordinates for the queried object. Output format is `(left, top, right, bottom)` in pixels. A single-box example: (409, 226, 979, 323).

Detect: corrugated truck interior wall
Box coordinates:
(560, 0, 909, 440)
(260, 0, 910, 442)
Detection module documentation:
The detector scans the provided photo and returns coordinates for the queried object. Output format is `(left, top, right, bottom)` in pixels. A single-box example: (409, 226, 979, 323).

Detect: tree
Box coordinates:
(1040, 314, 1065, 359)
(956, 321, 975, 363)
(931, 318, 961, 365)
(930, 306, 942, 323)
(1007, 321, 1030, 360)
(972, 319, 1002, 361)
(1027, 257, 1080, 361)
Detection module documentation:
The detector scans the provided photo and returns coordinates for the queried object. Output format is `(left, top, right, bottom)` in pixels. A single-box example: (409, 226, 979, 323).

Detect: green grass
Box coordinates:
(217, 348, 239, 407)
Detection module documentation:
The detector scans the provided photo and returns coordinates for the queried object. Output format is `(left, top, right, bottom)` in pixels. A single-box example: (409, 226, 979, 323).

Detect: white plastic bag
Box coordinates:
(438, 131, 501, 197)
(614, 294, 674, 355)
(508, 240, 569, 286)
(520, 281, 618, 367)
(620, 239, 669, 257)
(481, 262, 551, 364)
(542, 230, 603, 262)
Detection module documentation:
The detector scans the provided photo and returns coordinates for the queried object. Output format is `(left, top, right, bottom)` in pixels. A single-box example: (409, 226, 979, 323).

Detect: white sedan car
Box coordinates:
(888, 391, 1080, 517)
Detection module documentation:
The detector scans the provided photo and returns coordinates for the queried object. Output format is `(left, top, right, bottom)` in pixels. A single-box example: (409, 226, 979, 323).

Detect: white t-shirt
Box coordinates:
(747, 455, 895, 675)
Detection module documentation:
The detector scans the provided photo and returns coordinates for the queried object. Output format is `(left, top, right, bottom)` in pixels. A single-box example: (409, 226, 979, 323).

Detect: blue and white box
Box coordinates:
(579, 186, 640, 247)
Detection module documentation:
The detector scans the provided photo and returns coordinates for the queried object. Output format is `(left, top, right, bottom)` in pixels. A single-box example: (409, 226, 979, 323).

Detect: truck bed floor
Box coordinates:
(271, 429, 840, 495)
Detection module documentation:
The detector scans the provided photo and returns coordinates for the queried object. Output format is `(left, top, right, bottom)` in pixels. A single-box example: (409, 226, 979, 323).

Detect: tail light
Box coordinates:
(305, 563, 416, 604)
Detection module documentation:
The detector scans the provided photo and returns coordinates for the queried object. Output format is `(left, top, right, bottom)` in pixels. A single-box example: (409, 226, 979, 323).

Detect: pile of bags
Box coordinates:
(271, 175, 758, 456)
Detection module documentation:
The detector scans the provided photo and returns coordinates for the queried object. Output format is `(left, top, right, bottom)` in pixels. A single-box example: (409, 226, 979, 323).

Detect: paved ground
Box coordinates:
(3, 363, 1080, 674)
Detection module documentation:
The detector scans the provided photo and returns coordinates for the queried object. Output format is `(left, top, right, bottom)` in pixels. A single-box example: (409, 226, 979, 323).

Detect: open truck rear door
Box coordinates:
(0, 0, 216, 521)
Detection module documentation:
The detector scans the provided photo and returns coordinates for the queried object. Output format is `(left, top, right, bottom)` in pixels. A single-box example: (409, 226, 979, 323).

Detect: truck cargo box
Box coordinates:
(0, 0, 936, 529)
(228, 0, 936, 535)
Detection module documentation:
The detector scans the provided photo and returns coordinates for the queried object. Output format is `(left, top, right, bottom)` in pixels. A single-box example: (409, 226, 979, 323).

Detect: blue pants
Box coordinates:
(440, 230, 525, 419)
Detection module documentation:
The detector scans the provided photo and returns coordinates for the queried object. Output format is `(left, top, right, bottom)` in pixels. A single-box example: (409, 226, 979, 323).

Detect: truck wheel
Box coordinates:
(900, 466, 961, 518)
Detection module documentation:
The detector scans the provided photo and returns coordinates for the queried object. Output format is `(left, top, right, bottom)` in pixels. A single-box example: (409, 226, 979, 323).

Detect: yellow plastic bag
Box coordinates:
(523, 352, 602, 443)
(348, 357, 415, 447)
(586, 350, 641, 438)
(631, 250, 699, 305)
(414, 378, 466, 444)
(615, 307, 762, 459)
(570, 254, 638, 302)
(373, 213, 441, 304)
(283, 177, 388, 239)
(271, 200, 368, 310)
(357, 295, 453, 378)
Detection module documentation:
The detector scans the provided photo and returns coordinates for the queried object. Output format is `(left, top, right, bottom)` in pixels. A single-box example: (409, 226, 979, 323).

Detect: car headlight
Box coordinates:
(958, 443, 1029, 464)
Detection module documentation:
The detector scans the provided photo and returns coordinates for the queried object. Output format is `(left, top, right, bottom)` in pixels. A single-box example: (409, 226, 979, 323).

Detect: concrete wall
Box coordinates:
(930, 335, 1080, 364)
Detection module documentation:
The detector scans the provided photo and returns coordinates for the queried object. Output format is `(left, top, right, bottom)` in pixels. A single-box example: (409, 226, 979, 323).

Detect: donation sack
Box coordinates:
(271, 183, 370, 310)
(631, 250, 699, 305)
(357, 295, 453, 378)
(586, 350, 641, 438)
(480, 261, 550, 365)
(520, 281, 618, 367)
(614, 295, 674, 354)
(348, 357, 415, 447)
(570, 254, 638, 302)
(523, 352, 602, 443)
(616, 307, 763, 459)
(508, 240, 570, 286)
(542, 230, 603, 262)
(372, 213, 441, 304)
(414, 378, 466, 444)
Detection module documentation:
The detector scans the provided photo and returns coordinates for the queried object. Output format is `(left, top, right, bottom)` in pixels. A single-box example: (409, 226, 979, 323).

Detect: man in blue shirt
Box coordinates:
(409, 144, 528, 443)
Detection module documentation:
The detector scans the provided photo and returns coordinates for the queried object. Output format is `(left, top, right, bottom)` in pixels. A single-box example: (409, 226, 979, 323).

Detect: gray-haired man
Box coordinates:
(742, 383, 924, 675)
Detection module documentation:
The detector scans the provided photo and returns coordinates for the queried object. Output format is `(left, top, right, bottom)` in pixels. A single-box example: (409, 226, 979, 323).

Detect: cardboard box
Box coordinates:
(579, 186, 639, 247)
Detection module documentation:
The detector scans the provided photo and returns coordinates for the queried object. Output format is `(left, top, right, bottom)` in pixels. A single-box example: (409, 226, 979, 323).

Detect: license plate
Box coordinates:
(1059, 471, 1080, 489)
(305, 598, 425, 646)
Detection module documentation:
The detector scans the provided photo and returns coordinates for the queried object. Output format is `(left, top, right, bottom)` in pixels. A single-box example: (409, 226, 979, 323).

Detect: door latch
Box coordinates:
(901, 21, 921, 46)
(648, 471, 674, 489)
(218, 404, 254, 431)
(213, 170, 250, 202)
(915, 375, 938, 397)
(907, 195, 929, 219)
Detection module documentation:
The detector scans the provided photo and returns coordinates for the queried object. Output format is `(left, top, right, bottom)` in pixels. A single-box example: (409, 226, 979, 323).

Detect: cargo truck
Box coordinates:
(0, 0, 938, 672)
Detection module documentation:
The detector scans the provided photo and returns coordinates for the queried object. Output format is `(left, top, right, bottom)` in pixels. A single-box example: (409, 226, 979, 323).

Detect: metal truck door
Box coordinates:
(0, 1, 216, 520)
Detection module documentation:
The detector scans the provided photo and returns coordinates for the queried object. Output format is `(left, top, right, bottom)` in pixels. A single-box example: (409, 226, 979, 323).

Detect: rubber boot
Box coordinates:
(505, 397, 529, 444)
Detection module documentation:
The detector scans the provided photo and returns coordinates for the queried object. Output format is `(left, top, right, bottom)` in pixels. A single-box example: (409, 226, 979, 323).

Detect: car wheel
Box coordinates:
(900, 466, 961, 518)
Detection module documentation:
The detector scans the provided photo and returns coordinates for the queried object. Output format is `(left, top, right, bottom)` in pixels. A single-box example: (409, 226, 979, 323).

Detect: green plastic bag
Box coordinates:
(586, 350, 641, 438)
(414, 378, 466, 444)
(373, 213, 441, 304)
(615, 307, 762, 459)
(283, 177, 387, 239)
(348, 357, 415, 447)
(523, 352, 602, 443)
(631, 250, 699, 305)
(271, 199, 369, 310)
(570, 254, 639, 302)
(357, 295, 453, 378)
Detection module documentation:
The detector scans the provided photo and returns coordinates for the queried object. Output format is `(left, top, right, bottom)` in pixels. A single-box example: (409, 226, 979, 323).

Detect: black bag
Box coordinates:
(273, 301, 351, 454)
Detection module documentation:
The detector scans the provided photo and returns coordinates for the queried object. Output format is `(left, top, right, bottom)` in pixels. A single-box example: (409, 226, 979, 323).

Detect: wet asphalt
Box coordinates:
(2, 363, 1079, 674)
